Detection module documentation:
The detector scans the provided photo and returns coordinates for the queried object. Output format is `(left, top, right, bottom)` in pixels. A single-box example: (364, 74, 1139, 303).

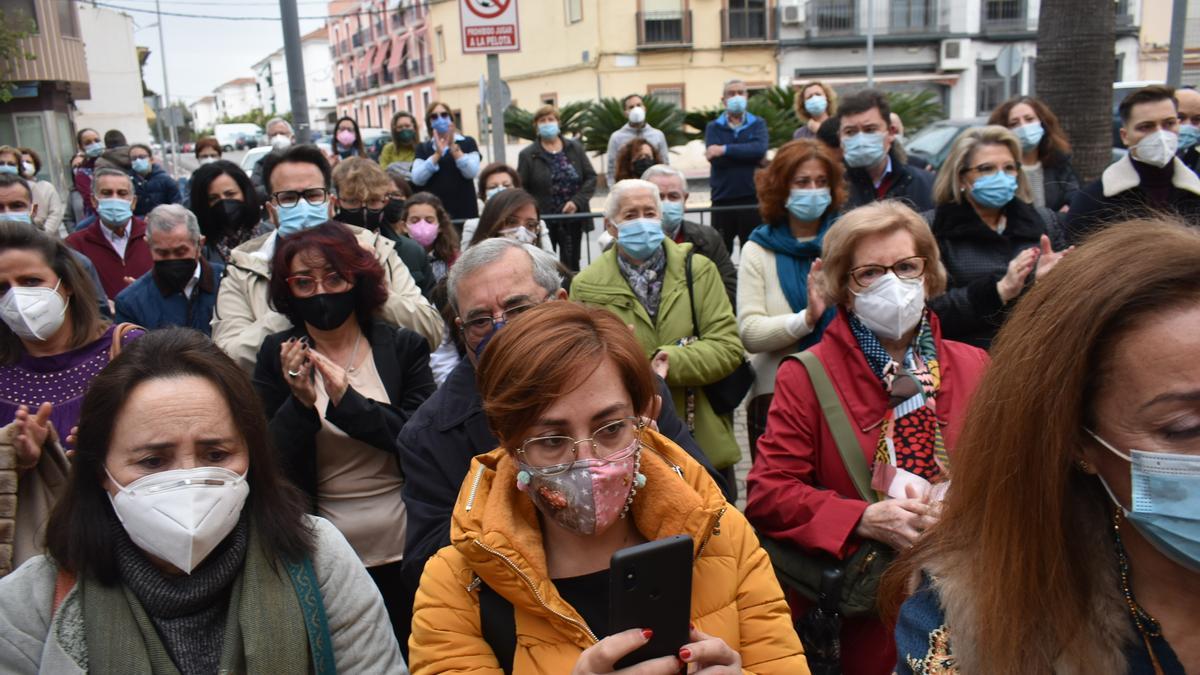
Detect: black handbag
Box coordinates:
(684, 250, 754, 415)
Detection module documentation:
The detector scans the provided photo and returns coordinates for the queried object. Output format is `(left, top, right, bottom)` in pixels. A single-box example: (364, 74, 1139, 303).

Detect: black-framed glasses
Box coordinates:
(849, 256, 927, 287)
(519, 417, 645, 474)
(459, 302, 539, 341)
(273, 188, 329, 207)
(962, 162, 1019, 176)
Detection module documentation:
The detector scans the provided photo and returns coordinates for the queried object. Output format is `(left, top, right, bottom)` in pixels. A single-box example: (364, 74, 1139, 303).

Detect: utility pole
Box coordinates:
(865, 0, 875, 86)
(154, 0, 179, 175)
(1167, 0, 1187, 87)
(279, 0, 311, 143)
(486, 54, 504, 165)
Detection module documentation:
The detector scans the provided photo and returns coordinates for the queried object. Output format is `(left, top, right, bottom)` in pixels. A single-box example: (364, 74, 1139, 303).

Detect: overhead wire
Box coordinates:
(90, 1, 403, 20)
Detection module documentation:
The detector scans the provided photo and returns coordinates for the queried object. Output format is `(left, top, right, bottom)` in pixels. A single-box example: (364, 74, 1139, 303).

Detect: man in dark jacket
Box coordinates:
(129, 143, 182, 216)
(1065, 85, 1200, 244)
(642, 163, 737, 308)
(1175, 86, 1200, 176)
(705, 79, 769, 254)
(114, 204, 222, 334)
(838, 89, 935, 212)
(398, 238, 732, 603)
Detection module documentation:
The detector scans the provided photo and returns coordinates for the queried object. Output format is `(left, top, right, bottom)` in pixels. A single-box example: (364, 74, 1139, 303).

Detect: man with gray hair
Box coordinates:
(113, 204, 223, 335)
(704, 78, 768, 254)
(65, 167, 152, 299)
(250, 117, 297, 202)
(399, 237, 728, 617)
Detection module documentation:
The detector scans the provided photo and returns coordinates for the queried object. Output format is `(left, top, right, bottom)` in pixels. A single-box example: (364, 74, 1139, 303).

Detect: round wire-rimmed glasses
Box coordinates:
(518, 416, 645, 475)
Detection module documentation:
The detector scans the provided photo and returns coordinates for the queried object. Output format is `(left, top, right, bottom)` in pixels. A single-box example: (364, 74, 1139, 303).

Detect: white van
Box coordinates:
(214, 123, 263, 152)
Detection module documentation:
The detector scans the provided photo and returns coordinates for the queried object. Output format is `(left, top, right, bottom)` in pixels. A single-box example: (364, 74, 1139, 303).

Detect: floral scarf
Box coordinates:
(617, 246, 667, 322)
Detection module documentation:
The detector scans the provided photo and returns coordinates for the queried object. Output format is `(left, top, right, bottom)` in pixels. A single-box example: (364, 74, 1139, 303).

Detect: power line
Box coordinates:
(109, 0, 333, 6)
(92, 1, 398, 20)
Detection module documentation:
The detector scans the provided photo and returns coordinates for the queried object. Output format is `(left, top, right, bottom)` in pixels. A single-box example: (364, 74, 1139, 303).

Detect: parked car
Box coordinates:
(240, 146, 272, 174)
(235, 133, 259, 150)
(905, 117, 987, 171)
(358, 127, 390, 161)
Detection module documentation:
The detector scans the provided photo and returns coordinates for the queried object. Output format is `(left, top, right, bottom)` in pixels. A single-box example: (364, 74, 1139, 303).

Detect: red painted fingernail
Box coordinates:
(641, 629, 653, 640)
(689, 622, 695, 630)
(679, 647, 692, 661)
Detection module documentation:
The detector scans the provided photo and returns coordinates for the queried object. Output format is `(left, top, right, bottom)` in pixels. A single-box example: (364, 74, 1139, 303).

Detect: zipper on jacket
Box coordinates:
(467, 575, 482, 592)
(473, 539, 599, 644)
(696, 506, 727, 559)
(465, 464, 486, 512)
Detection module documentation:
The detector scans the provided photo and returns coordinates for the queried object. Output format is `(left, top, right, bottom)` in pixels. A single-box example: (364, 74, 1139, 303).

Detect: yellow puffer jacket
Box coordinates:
(409, 430, 809, 674)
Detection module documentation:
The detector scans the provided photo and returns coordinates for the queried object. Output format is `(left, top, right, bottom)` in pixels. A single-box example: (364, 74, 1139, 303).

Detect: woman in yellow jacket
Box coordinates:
(409, 301, 807, 674)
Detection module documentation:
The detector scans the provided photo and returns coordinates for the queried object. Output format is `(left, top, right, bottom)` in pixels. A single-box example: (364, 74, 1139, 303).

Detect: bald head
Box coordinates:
(1178, 88, 1200, 129)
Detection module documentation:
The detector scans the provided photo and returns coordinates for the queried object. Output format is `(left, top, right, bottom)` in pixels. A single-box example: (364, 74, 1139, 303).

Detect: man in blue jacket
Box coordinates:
(115, 203, 222, 334)
(705, 79, 769, 255)
(129, 143, 182, 216)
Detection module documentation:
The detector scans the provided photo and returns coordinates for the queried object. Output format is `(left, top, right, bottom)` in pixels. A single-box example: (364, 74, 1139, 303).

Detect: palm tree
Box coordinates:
(503, 101, 591, 142)
(1035, 0, 1115, 182)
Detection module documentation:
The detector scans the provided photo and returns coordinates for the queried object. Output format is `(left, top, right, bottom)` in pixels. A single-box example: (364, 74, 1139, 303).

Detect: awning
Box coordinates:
(816, 73, 960, 87)
(387, 35, 408, 70)
(371, 39, 391, 72)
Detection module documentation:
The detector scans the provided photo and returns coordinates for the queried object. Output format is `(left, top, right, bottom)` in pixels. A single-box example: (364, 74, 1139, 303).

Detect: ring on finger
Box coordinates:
(287, 369, 302, 378)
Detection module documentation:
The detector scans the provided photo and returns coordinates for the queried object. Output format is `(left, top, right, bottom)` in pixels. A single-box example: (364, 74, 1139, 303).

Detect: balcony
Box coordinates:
(889, 0, 950, 34)
(637, 10, 692, 49)
(352, 31, 363, 48)
(980, 0, 1034, 34)
(369, 73, 380, 89)
(807, 0, 856, 36)
(722, 6, 776, 44)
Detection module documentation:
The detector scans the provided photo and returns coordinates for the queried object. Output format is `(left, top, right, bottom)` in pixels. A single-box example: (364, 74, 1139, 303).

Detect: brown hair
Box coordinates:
(332, 156, 394, 203)
(477, 162, 522, 201)
(987, 96, 1072, 163)
(45, 328, 314, 583)
(533, 105, 559, 125)
(0, 145, 20, 165)
(403, 191, 460, 265)
(880, 218, 1200, 673)
(0, 222, 105, 364)
(470, 187, 541, 247)
(477, 302, 656, 449)
(819, 200, 946, 305)
(424, 101, 454, 133)
(18, 147, 42, 174)
(1117, 85, 1176, 124)
(932, 125, 1032, 206)
(754, 139, 846, 224)
(614, 138, 661, 182)
(194, 137, 221, 158)
(794, 81, 838, 121)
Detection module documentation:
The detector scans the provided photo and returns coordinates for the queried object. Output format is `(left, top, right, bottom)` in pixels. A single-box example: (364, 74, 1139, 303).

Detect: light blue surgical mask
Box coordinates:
(1014, 122, 1045, 152)
(1179, 124, 1200, 152)
(970, 172, 1018, 209)
(786, 188, 832, 222)
(0, 165, 18, 175)
(132, 157, 151, 174)
(725, 95, 748, 115)
(842, 132, 887, 168)
(537, 122, 559, 140)
(98, 198, 133, 226)
(804, 95, 828, 117)
(1, 211, 32, 224)
(485, 185, 507, 200)
(276, 200, 329, 237)
(617, 217, 665, 261)
(431, 116, 452, 135)
(1087, 430, 1200, 573)
(84, 142, 104, 158)
(660, 200, 684, 230)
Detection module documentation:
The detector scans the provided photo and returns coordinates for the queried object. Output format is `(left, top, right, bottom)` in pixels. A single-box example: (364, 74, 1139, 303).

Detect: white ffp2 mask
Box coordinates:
(1133, 130, 1179, 169)
(0, 281, 68, 341)
(851, 272, 925, 340)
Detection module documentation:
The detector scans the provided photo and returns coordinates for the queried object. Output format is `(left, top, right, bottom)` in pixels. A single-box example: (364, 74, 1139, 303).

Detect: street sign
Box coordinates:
(460, 0, 521, 54)
(995, 45, 1022, 78)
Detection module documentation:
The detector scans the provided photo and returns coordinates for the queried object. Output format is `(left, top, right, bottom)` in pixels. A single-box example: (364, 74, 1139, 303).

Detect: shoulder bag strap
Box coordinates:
(684, 249, 700, 338)
(793, 351, 878, 504)
(478, 580, 517, 675)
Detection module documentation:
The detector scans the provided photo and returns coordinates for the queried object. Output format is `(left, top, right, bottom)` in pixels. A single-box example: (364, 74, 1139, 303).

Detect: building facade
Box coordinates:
(328, 0, 437, 131)
(1136, 0, 1199, 84)
(74, 5, 152, 145)
(213, 77, 260, 121)
(777, 0, 1141, 119)
(253, 26, 338, 133)
(189, 96, 219, 133)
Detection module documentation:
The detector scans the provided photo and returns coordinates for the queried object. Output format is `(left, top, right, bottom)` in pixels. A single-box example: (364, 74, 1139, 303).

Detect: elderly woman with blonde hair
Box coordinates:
(745, 200, 990, 674)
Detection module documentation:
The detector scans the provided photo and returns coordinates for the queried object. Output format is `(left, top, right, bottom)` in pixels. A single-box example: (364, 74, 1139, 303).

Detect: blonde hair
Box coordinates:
(933, 125, 1032, 206)
(332, 157, 394, 203)
(820, 200, 947, 306)
(794, 81, 837, 121)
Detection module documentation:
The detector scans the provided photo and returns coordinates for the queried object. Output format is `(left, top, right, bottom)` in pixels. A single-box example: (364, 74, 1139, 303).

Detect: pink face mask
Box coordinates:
(517, 443, 645, 536)
(336, 129, 356, 146)
(408, 218, 439, 248)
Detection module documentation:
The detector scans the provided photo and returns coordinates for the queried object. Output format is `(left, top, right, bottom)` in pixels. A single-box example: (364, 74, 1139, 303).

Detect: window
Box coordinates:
(405, 92, 414, 113)
(436, 27, 445, 62)
(641, 0, 687, 44)
(56, 0, 79, 37)
(976, 62, 1005, 114)
(648, 85, 685, 110)
(566, 0, 583, 23)
(421, 88, 431, 112)
(541, 93, 558, 107)
(812, 0, 855, 34)
(0, 0, 39, 32)
(726, 0, 768, 41)
(891, 0, 936, 32)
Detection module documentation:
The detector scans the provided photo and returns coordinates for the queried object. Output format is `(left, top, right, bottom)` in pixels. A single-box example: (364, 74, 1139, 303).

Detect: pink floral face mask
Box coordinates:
(517, 443, 645, 536)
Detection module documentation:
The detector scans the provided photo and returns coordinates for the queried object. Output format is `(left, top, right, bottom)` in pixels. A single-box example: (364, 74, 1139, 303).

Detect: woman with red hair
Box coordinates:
(252, 220, 435, 650)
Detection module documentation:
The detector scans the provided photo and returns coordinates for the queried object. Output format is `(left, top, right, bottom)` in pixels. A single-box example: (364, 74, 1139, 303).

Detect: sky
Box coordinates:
(98, 0, 327, 104)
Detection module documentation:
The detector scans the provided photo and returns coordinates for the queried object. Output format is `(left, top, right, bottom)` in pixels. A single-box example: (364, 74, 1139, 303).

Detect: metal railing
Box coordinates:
(979, 0, 1033, 33)
(889, 0, 950, 33)
(722, 6, 775, 43)
(636, 10, 692, 48)
(807, 0, 857, 36)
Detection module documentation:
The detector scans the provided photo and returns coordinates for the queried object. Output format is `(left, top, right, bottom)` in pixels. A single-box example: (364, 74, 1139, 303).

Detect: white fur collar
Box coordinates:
(1102, 154, 1200, 198)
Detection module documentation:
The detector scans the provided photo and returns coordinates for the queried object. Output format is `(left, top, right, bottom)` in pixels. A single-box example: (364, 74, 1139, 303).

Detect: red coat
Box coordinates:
(744, 308, 988, 675)
(65, 218, 152, 300)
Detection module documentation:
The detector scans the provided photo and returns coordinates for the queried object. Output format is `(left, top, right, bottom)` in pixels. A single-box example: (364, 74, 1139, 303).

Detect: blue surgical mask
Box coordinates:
(473, 320, 505, 360)
(537, 122, 560, 140)
(660, 200, 684, 230)
(485, 185, 507, 200)
(431, 116, 452, 135)
(786, 188, 832, 222)
(842, 132, 887, 168)
(276, 200, 329, 237)
(1088, 430, 1200, 573)
(0, 165, 17, 175)
(132, 157, 151, 174)
(617, 217, 665, 261)
(84, 142, 104, 158)
(804, 95, 828, 117)
(1179, 124, 1200, 152)
(98, 198, 133, 226)
(725, 95, 748, 115)
(970, 172, 1018, 209)
(1014, 122, 1045, 152)
(1, 211, 32, 224)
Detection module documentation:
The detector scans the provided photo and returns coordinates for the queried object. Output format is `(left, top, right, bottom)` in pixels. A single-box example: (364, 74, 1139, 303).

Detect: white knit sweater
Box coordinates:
(736, 240, 815, 398)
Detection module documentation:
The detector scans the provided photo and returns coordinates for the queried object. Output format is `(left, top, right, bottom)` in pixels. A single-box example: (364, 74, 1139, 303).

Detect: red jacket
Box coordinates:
(65, 218, 151, 300)
(745, 308, 988, 675)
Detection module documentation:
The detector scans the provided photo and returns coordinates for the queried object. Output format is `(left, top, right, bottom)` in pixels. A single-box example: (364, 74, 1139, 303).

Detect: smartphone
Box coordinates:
(608, 535, 693, 669)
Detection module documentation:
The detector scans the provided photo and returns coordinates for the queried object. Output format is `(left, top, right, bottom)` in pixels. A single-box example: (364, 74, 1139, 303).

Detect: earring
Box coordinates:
(516, 470, 531, 492)
(1076, 459, 1092, 473)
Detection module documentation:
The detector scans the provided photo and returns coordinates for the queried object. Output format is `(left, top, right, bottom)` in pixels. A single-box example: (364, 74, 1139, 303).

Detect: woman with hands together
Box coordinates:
(412, 101, 483, 221)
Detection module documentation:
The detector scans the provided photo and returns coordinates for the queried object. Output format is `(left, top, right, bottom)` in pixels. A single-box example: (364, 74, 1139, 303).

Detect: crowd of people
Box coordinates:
(0, 80, 1197, 675)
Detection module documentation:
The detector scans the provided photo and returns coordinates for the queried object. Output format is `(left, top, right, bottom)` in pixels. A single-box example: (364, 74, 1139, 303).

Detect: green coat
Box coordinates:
(570, 239, 744, 469)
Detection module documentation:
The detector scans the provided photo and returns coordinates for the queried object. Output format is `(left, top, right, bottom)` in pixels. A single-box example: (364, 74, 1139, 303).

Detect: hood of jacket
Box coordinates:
(226, 222, 397, 279)
(450, 429, 726, 645)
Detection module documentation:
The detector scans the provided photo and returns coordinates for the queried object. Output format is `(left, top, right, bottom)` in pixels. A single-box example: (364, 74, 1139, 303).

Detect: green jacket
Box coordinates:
(570, 239, 744, 468)
(379, 142, 416, 168)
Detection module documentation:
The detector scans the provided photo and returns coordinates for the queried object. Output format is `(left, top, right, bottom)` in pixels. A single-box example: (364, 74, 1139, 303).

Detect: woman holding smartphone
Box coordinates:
(408, 302, 807, 674)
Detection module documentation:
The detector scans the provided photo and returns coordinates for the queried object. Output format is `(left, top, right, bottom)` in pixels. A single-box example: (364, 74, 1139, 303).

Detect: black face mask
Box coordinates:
(632, 158, 655, 178)
(291, 290, 357, 331)
(335, 207, 365, 228)
(383, 198, 405, 225)
(154, 258, 197, 296)
(214, 198, 247, 232)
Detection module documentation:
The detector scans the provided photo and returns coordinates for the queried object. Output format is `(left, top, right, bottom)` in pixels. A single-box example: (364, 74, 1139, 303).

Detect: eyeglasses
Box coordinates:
(273, 188, 329, 207)
(459, 301, 540, 341)
(286, 271, 352, 297)
(338, 196, 388, 210)
(962, 162, 1019, 176)
(849, 256, 927, 287)
(519, 417, 645, 474)
(503, 215, 539, 230)
(430, 112, 452, 120)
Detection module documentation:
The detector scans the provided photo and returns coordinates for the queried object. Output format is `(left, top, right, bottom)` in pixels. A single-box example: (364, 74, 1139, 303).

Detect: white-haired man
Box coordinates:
(250, 117, 296, 201)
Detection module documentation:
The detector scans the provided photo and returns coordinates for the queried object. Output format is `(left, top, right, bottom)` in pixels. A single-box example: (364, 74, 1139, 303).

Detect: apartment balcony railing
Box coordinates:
(889, 0, 950, 34)
(368, 73, 380, 89)
(352, 31, 363, 48)
(806, 0, 856, 36)
(979, 0, 1034, 33)
(721, 6, 776, 43)
(637, 10, 692, 48)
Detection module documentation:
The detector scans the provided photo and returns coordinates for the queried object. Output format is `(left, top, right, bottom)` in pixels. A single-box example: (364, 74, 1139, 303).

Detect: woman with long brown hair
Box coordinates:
(988, 96, 1080, 212)
(613, 137, 662, 182)
(887, 218, 1200, 674)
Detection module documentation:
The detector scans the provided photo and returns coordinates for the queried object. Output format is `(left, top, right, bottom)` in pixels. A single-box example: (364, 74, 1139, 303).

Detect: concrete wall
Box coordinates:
(74, 6, 152, 143)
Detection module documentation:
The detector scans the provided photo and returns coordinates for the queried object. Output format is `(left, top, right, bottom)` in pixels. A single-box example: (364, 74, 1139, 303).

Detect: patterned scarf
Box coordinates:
(849, 313, 949, 486)
(617, 246, 667, 321)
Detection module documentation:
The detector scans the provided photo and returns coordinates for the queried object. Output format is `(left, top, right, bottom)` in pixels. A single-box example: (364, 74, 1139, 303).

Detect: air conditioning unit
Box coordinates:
(939, 39, 969, 71)
(782, 1, 805, 25)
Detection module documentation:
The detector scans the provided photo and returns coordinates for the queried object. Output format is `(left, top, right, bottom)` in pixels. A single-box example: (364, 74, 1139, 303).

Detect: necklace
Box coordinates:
(1113, 507, 1166, 675)
(344, 334, 362, 373)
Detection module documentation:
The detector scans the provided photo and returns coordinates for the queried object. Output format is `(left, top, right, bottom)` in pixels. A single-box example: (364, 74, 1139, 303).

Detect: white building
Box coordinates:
(214, 76, 260, 121)
(253, 26, 337, 133)
(776, 0, 1142, 119)
(189, 95, 219, 133)
(74, 5, 152, 143)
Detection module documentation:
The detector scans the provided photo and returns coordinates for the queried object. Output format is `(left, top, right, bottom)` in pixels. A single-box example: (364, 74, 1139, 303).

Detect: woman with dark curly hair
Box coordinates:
(988, 96, 1081, 212)
(188, 160, 269, 264)
(614, 137, 662, 182)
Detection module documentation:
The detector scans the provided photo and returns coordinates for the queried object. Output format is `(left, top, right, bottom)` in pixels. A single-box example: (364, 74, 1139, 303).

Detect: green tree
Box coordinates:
(685, 87, 798, 149)
(886, 90, 945, 135)
(503, 101, 590, 142)
(0, 9, 37, 104)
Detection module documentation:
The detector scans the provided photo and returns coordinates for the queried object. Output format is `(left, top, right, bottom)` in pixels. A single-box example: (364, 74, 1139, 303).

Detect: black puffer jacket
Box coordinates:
(926, 200, 1053, 350)
(845, 148, 936, 212)
(1040, 152, 1081, 212)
